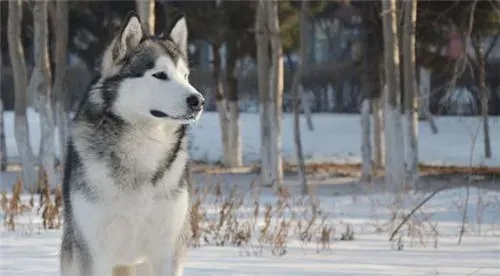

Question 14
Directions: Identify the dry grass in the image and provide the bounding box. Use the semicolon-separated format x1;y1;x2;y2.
1;172;341;256
188;179;338;256
2;171;62;231
2;177;33;231
36;170;63;230
1;170;497;256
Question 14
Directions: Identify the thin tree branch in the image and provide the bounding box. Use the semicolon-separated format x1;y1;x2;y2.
389;185;448;242
484;28;500;60
458;185;470;245
439;0;478;115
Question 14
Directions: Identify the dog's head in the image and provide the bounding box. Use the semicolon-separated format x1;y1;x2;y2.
99;12;204;125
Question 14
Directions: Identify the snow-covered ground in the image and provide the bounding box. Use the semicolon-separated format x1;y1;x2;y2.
1;110;500;275
3;109;500;167
1;232;499;276
1;184;499;276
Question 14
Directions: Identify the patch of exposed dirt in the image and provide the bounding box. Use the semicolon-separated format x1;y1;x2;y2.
192;162;500;178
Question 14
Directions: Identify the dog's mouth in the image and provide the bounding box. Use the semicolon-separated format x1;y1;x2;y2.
150;109;201;121
150;110;169;118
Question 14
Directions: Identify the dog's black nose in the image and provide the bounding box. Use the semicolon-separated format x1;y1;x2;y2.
186;95;204;110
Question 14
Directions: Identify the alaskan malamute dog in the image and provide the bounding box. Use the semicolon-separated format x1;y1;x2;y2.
60;11;204;276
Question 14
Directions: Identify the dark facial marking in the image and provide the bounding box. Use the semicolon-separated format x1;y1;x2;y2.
112;37;184;80
152;37;185;64
151;125;187;185
117;51;156;78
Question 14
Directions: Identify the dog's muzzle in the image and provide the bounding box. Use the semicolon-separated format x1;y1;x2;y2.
150;94;204;120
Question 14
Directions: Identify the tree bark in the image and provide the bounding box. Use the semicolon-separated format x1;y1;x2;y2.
256;0;274;186
52;0;69;165
136;0;155;35
267;0;284;187
33;0;57;188
290;0;309;195
360;97;372;182
0;50;6;171
372;97;385;170
361;2;385;172
212;42;231;167
418;67;439;134
225;37;242;167
360;13;372;182
8;0;37;189
382;0;405;191
0;93;6;171
402;0;419;188
474;38;492;159
336;83;344;112
326;85;335;112
301;89;314;131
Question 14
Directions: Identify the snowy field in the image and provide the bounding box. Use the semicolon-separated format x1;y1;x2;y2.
1;183;499;276
3;109;500;167
1;110;500;275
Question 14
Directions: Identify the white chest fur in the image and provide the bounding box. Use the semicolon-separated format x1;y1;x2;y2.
72;186;188;264
119;123;185;176
71;122;189;264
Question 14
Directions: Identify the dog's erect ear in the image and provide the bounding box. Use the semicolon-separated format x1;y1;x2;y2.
168;15;188;56
101;12;144;76
113;11;144;61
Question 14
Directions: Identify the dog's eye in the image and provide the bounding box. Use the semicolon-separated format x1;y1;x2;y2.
152;72;169;80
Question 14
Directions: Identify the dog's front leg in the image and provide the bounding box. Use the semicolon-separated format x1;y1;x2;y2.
171;244;187;276
149;252;186;276
86;256;113;276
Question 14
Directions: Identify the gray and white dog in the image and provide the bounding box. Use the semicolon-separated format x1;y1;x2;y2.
60;11;204;276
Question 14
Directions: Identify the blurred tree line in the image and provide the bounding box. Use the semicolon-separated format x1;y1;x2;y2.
1;0;499;115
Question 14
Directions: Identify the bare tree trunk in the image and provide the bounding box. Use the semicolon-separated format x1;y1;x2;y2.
382;0;405;191
402;0;419;188
290;0;309;195
8;0;37;188
212;42;231;167
360;97;372;182
268;0;284;187
371;56;385;171
0;98;6;172
326;85;334;112
52;0;69;165
372;97;385;170
136;0;155;35
256;0;273;186
0;50;6;171
227;95;242;167
47;1;57;123
418;67;439;134
33;0;57;188
336;83;344;112
474;39;492;159
360;19;372;182
226;37;242;167
301;89;314;131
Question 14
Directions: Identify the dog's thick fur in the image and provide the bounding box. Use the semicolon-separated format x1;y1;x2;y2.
60;12;203;276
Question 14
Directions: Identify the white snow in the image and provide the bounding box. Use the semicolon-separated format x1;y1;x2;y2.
1;185;499;275
1;109;500;275
3;109;500;167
